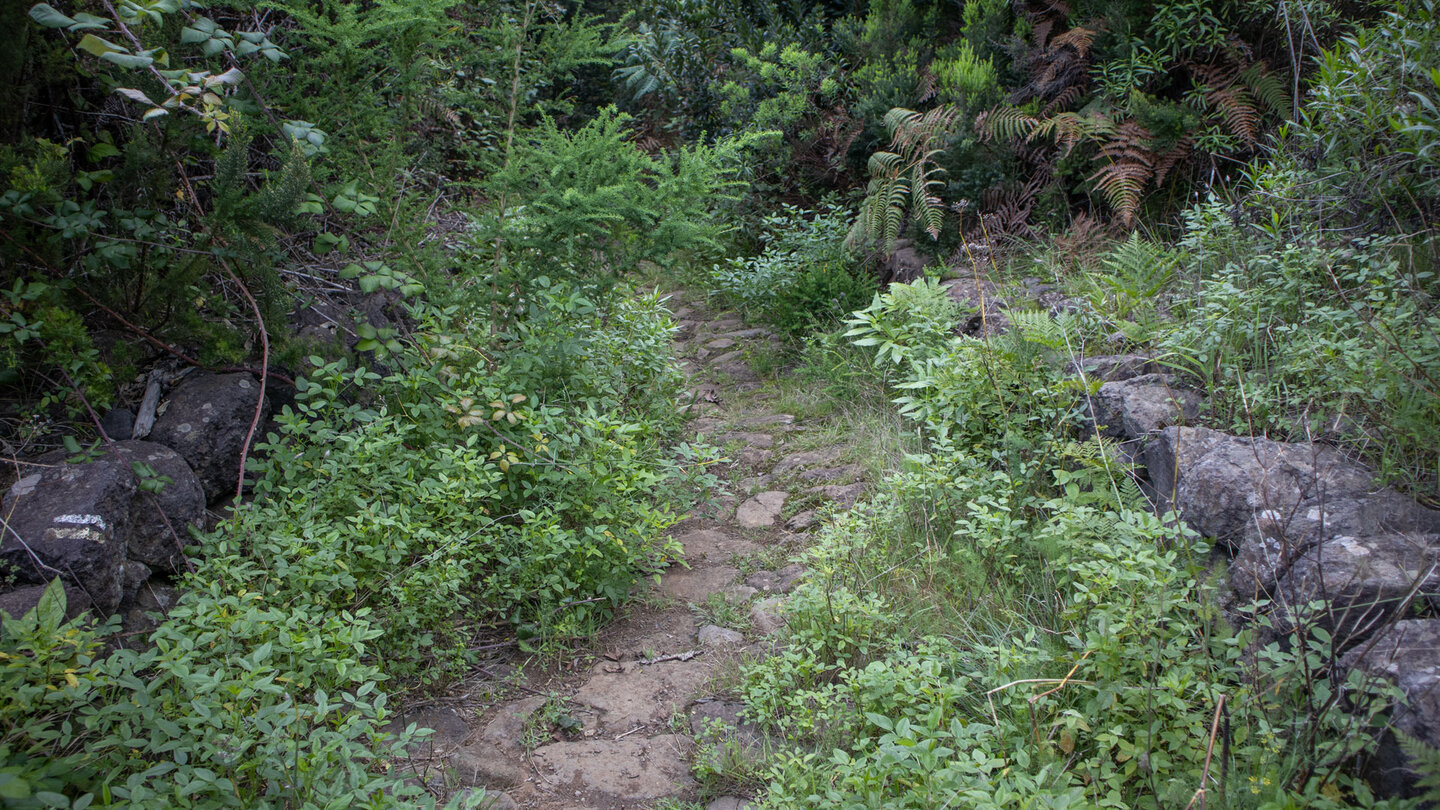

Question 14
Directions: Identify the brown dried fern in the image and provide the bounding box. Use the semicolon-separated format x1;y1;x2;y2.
1088;121;1155;227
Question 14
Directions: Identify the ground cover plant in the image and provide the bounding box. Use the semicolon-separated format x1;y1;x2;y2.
1;0;1437;807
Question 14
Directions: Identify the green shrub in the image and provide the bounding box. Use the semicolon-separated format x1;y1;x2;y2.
743;276;1410;809
708;202;862;330
0;579;472;809
765;257;876;337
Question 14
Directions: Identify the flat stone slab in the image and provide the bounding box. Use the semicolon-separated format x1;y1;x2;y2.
719;328;773;340
737;491;788;528
805;482;866;508
714;432;776;449
785;510;817;531
698;624;745;647
744;564;806;594
675;529;760;561
706;337;737;350
750;597;786;636
451;742;526;788
734;414;795;429
480;695;546;754
798;464;862;483
706;318;745;333
661;564;750;602
573;658;713;731
772;447;846;476
531;735;695;801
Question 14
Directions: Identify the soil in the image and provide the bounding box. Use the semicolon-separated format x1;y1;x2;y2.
382;292;867;810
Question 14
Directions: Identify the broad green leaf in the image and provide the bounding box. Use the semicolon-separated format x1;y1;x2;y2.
29;3;75;28
87;142;120;161
142;107;168;121
36;577;67;633
115;87;154;104
313;232;346;253
206;67;244;86
99;51;154;68
0;773;32;800
76;33;124;57
70;12;109;29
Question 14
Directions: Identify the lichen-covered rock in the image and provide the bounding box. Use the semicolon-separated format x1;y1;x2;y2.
884;239;929;283
1144;428;1440;551
736;491;787;528
1247;534;1440;647
1087;374;1203;440
698;624;745;647
941;277;1008;336
1341;620;1440;797
111;440;204;572
1067;354;1163;383
0;584;48;622
150;372;270;502
0;454;136;613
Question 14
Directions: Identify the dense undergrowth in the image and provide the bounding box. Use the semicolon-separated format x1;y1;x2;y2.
695;280;1407;808
2;0;1438;806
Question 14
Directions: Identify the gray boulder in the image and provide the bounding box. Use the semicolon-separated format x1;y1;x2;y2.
150;372;270;502
0;453;136;613
111;440;204;572
940;277;1008;336
100;408;135;441
1087;373;1203;441
1144;428;1440;552
884;239;929;283
0;584;48;624
1067;354;1163;383
1242;533;1440;648
1342;620;1440;797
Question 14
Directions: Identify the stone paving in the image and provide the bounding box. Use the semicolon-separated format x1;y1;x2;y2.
386;293;867;810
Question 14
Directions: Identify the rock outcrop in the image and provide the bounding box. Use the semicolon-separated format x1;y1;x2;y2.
0;440;205;615
150;371;270;503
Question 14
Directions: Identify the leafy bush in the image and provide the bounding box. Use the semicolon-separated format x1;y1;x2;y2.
743;277;1411;810
765;258;877;337
1159;197;1440;497
0;579;473;809
709;203;868;333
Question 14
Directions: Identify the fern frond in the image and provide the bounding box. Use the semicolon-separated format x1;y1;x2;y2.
1242;62;1291;119
1102;232;1176;297
1088;122;1155;227
978;106;1040;142
1151;136;1194;186
1050;26;1097;59
1030;110;1115;156
1212;84;1260;145
1011;309;1067;350
1397;729;1440;804
1043;83;1086;115
852;107;959;253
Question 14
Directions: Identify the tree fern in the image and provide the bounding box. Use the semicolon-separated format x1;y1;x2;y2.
977;106;1040;142
1241;62;1291;119
1101;232;1177;299
851;106;959;254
